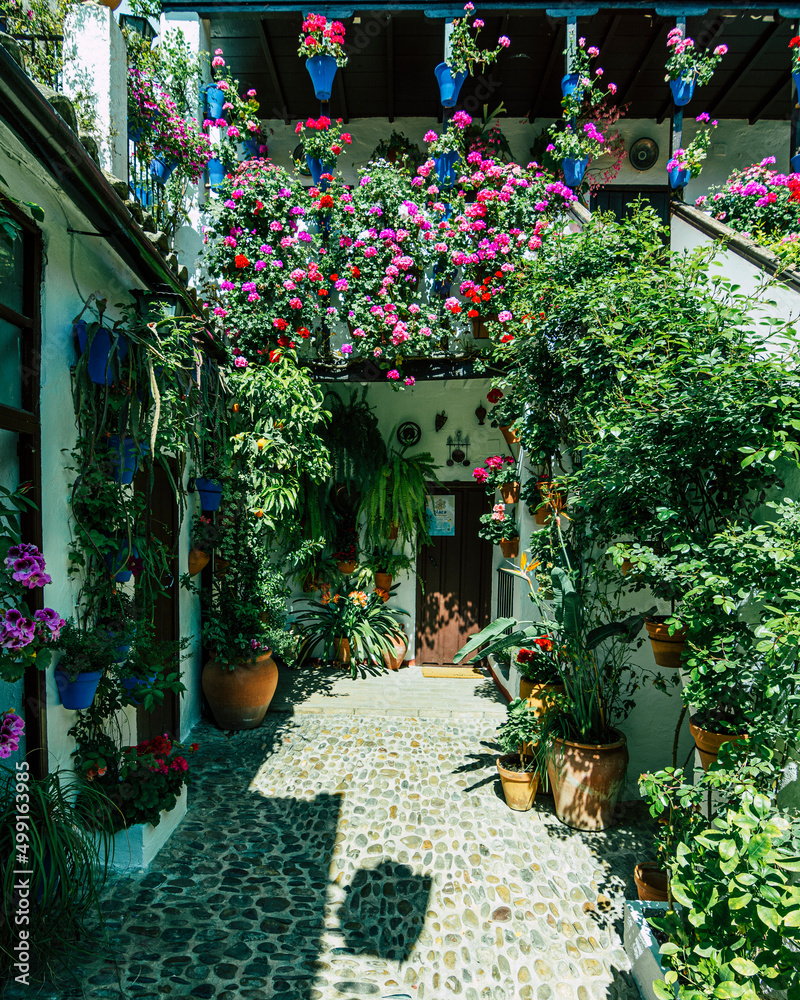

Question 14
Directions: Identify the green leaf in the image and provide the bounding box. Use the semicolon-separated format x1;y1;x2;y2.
714;984;744;999
659;942;680;956
756;904;781;930
653;982;675;1000
730;957;758;978
719;838;736;861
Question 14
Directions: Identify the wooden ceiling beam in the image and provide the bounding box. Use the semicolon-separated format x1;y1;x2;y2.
616;25;663;107
707;18;782;116
257;19;290;123
750;74;789;123
529;21;564;122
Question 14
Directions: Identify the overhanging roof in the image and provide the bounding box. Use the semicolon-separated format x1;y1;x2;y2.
170;6;798;122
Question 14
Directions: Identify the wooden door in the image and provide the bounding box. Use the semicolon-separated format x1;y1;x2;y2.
416;484;493;667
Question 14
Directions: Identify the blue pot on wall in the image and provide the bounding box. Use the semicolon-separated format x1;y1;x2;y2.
104;541;139;583
668;165;692;189
55;670;102;711
669;73;696;107
560;72;582;100
306;156;334;188
434;62;468;108
106;435;146;485
121;674;156;705
150;156;177;185
562;156;589;188
75;320;129;386
242;138;264;157
207;158;226;190
434;150;460;186
202;83;226;119
791;153;800;174
195;477;222;511
305;54;338;101
793;72;800;97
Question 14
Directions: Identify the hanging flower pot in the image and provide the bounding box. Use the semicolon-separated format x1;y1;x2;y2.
669;73;696;107
207;158;226;190
645;617;687;668
497;754;539;811
188;548;210;576
560;72;582;100
305;156;334;189
562;156;589;189
195;477;222;511
689;716;747;772
305;54;339;100
382;631;408;671
202;651;278;730
150;156;178;185
54;669;102;711
434;150;460;187
500;481;519;504
547;732;628;830
242;137;265;158
499;424;520;446
499;538;519;558
792;153;800;174
434;62;468;108
104;541;138;583
668;165;691;189
75;320;129;386
202;82;226;120
121;674;157;706
106;435;146;485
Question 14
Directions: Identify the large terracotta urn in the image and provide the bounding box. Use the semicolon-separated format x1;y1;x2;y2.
547;732;628;831
202;651;278;730
382;631;408;671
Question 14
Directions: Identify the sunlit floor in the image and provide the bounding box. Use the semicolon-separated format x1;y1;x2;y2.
9;692;653;1000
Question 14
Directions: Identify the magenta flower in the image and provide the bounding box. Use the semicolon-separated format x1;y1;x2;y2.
498;35;510;47
341;344;353;355
387;369;400;380
404;377;415;386
234;356;248;368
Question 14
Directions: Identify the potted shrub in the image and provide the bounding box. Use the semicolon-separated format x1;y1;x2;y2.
472;454;518;502
478;503;519;557
188;513;221;576
294;588;409;679
52;620;116;711
368;545;415;599
495;698;540;811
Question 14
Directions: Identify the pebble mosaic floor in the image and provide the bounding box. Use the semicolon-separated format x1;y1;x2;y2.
5;709;653;1000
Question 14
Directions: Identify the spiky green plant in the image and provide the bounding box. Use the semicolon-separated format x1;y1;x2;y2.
360;441;439;548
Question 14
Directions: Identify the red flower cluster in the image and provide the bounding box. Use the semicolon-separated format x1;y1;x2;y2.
235;254;250;269
487;388;504;404
516;637;553;663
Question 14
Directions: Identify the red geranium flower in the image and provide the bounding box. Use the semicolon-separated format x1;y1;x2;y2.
487;388;503;403
234;254;250;269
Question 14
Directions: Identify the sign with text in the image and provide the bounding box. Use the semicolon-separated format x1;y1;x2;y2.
426;495;455;536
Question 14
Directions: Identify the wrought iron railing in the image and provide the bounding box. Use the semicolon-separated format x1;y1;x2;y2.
10;33;63;92
127;138;168;230
497;567;515;621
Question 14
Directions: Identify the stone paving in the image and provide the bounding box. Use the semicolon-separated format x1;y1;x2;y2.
5;691;653;1000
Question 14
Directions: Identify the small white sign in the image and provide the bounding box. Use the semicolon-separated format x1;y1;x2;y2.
426;496;455;536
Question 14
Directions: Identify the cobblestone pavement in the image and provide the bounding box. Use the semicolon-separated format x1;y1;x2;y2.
5;711;653;1000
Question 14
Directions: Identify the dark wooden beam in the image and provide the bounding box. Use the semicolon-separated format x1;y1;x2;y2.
599;12;621;52
707;19;782;116
657;93;672;124
529;21;564;121
750;74;790;123
257;19;290;123
616;24;663;107
387;14;394;123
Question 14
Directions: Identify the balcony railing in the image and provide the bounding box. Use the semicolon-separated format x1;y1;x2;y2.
9;33;63;92
127;138;168;230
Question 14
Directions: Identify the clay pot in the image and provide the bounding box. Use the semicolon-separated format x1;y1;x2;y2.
382;631;408;671
333;636;351;665
188;548;210;576
519;681;564;718
499;424;520;446
202;652;278;731
499;538;519;558
533;505;551;526
689;716;747;772
387;522;399;540
500;481;520;504
337;560;357;576
547;732;628;831
214;556;230;578
646;618;687;669
497;754;539;811
374;572;393;597
634;862;669;902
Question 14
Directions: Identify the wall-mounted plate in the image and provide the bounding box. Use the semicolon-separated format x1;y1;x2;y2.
630;138;659;172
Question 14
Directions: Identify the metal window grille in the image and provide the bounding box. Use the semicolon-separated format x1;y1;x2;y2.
128;138;168;229
497;568;515;622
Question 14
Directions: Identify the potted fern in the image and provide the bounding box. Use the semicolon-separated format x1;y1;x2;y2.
359;438;439;549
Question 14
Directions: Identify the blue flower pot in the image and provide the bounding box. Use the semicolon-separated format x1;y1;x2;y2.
668;165;692;189
791;154;800;174
195;477;222;511
208;158;226;190
202;83;226;119
242;138;263;157
793;72;800;97
434;62;468;108
434;150;460;187
75;320;129;385
306;156;334;189
305;54;338;101
669;74;696;107
106;435;146;485
104;541;139;583
55;669;102;711
121;674;156;705
150;156;177;185
128;125;143;143
562;157;589;188
561;72;583;100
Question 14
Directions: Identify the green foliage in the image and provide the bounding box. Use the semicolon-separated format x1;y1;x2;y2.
51;619;116;681
359;434;439;549
496;698;540;767
367;544;415;577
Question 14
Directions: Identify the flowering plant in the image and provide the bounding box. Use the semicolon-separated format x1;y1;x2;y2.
791;36;800;74
297;13;348;67
191;513;222;552
472;454;516;489
667;113;717;177
546;120;605;163
0;708;24;759
446;2;510;76
207;49;268;166
425;110;473;157
516;636;562;685
695;158;800;241
665;27;727;86
295;116;352;163
560;37;618;121
478;503;519;544
0;486;64;683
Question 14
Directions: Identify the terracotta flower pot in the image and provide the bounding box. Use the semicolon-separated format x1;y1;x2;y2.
533;506;551;526
382;631;408;671
547;732;628;831
188;548;210;576
499;424;520;446
202;652;278;731
499;538;519;558
519;681;564;718
333;636;351;665
387;522;399;540
497;754;539;811
634;862;669;903
374;572;393;598
214;556;230;578
337;560;357;575
500;481;520;504
646;618;687;669
689;716;747;772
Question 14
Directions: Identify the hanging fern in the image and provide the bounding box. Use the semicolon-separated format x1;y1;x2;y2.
360;436;439;548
